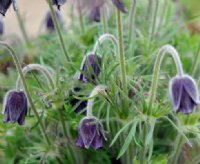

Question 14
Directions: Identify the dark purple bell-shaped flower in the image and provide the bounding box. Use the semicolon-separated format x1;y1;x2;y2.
89;6;101;22
50;0;67;10
78;53;102;83
111;0;128;13
169;75;199;114
76;117;106;149
0;0;12;16
70;87;87;113
44;10;63;32
3;90;28;125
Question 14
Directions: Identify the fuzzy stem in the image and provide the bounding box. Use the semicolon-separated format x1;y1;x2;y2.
116;10;128;96
148;45;184;110
16;64;55;90
191;42;200;76
0;42;51;145
86;85;107;117
128;0;137;42
101;7;108;33
93;33;118;53
77;0;85;33
15;10;31;47
47;0;71;62
140;122;148;164
149;0;159;42
170;135;184;164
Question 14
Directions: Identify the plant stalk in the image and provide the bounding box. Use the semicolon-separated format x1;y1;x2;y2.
77;0;85;33
128;0;137;42
191;41;200;76
0;42;51;145
47;0;71;62
15;10;31;47
101;7;108;33
116;10;128;97
170;135;184;164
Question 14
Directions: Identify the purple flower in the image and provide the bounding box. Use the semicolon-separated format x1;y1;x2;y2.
111;0;128;13
89;6;101;22
79;0;112;23
76;117;106;149
3;90;28;125
50;0;67;10
70;87;87;113
79;53;102;83
0;0;12;16
44;10;63;32
169;75;199;114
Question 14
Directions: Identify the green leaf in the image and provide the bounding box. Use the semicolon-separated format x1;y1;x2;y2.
117;123;137;159
109;120;134;147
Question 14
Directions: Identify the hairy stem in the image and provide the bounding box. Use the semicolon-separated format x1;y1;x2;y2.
0;42;51;145
116;10;128;97
148;44;184;110
16;64;55;90
170;135;184;164
191;41;200;76
93;33;118;53
101;7;108;33
128;0;137;42
47;0;71;62
86;85;107;117
77;0;84;33
16;10;31;47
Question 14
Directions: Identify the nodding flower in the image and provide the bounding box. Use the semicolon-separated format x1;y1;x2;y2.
76;116;106;149
3;90;28;125
0;0;15;16
78;53;102;83
169;75;199;114
44;10;63;32
50;0;67;10
111;0;128;13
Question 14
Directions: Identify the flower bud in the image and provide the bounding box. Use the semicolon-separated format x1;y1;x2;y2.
76;117;106;149
44;10;63;32
3;90;28;125
169;75;199;114
79;53;102;83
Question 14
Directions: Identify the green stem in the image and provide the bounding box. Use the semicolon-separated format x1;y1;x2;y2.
77;0;84;33
0;42;51;145
47;0;71;62
149;0;159;43
140;122;148;164
116;10;128;97
191;41;200;76
128;0;137;42
170;135;184;164
101;7;108;33
157;0;168;32
148;45;184;110
15;10;31;47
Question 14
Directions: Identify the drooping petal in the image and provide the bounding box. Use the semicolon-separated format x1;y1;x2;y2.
169;77;183;110
79;53;102;83
91;132;104;149
0;0;12;16
0;18;4;35
89;6;101;22
111;0;128;13
79;118;97;148
177;88;196;114
182;75;199;103
75;135;85;148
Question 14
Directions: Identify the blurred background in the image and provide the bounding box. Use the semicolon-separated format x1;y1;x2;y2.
1;0;200;39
